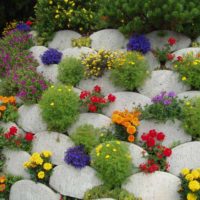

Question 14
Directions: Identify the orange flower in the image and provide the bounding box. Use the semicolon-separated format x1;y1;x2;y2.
127;125;136;134
115;116;123;124
128;135;135;143
133;110;141;117
0;106;6;111
8;96;16;104
2;97;8;104
122;121;131;128
131;118;140;126
0;176;6;184
111;114;119;123
0;183;6;192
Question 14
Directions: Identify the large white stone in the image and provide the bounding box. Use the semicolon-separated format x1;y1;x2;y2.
17;104;47;133
177;91;200;100
102;92;151;117
78;71;125;96
48;30;81;50
127;143;147;167
122;172;181;200
37;64;58;83
10;180;60;200
32;131;74;165
146;30;191;51
50;165;102;199
67;113;112;135
2;149;30;179
137;120;192;146
62;47;95;59
138;70;190;98
167;142;200;176
29;46;48;65
0;122;24;136
144;52;160;71
166;47;200;68
90;29;126;50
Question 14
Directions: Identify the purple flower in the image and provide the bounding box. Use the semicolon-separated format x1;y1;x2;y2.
64;146;90;169
167;91;176;98
152;95;163;103
41;48;62;65
127;35;151;54
163;99;172;105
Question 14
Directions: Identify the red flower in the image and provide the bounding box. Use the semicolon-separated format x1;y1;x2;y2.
25;132;34;141
80;91;90;100
141;133;149;141
168;37;176;46
88;104;97;112
99;97;107;104
148;129;157;138
107;94;116;102
4;132;11;139
148;164;159;173
139;163;147;171
163;148;172;157
146;137;155;147
157;152;163;159
157;132;165;141
177;56;183;62
26;20;32;26
90;96;99;103
93;85;101;93
9;126;17;136
167;53;175;61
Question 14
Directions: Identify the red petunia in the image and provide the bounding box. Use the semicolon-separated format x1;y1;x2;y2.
167;53;175;61
141;133;149;141
9;126;17;136
148;129;157;138
163;148;172;157
25;132;34;141
107;94;116;102
168;37;176;46
93;85;101;93
146;137;155;147
88;104;97;112
157;132;165;141
90;96;99;103
80;91;90;99
148;164;159;173
139;163;147;171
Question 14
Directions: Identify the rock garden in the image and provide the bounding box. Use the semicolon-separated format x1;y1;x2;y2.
1;1;200;200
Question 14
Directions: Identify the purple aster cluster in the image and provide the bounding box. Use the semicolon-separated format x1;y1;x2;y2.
41;48;62;65
16;23;31;32
64;146;90;169
127;34;151;54
152;91;176;105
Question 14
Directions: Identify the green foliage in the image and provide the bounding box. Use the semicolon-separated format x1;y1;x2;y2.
91;141;133;188
0;174;22;199
58;57;84;86
98;0;200;38
173;53;200;89
71;37;92;48
110;51;149;91
2;104;19;123
84;185;141;200
34;0;99;44
182;97;200;138
39;84;80;132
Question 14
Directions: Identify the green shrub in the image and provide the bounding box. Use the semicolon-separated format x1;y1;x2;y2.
98;0;200;38
173;53;200;89
110;51;149;90
58;57;84;86
34;0;99;44
39;84;80;132
84;185;141;200
182;97;200;138
91;141;133;188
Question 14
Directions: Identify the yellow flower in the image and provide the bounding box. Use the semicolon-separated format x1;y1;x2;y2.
64;0;68;2
49;0;53;4
106;144;110;147
193;61;198;65
113;148;117;152
182;76;187;81
96;144;102;153
185;174;194;181
50;85;54;88
43;163;53;171
37;171;45;179
188;180;200;192
191;170;200;179
23;161;31;168
42;151;52;158
185;101;191;106
96;153;100;156
50;102;54;106
35;157;44;165
116;141;121;145
105;155;110;159
58;88;62;92
181;168;190;176
187;193;197;200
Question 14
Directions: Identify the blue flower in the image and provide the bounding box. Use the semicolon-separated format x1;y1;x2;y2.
41;48;62;65
16;23;31;32
127;35;151;54
64;146;90;169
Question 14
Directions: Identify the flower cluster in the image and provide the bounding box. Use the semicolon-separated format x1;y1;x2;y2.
111;109;140;142
141;91;182;122
80;85;116;113
64;145;90;169
173;52;200;89
2;20;18;36
127;34;151;54
24;151;53;183
71;37;92;48
16;23;31;32
154;37;176;63
139;129;172;173
0;126;34;152
0;176;6;193
41;48;62;65
82;49;121;78
179;168;200;200
0;96;18;122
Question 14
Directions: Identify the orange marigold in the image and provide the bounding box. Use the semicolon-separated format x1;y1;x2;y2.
0;183;6;192
127;125;136;134
0;106;6;111
8;96;16;104
0;176;6;184
122;121;131;128
128;135;135;142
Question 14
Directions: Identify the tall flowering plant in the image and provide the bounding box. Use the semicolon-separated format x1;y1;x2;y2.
79;85;116;113
111;109;141;143
154;37;176;64
139;129;172;173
